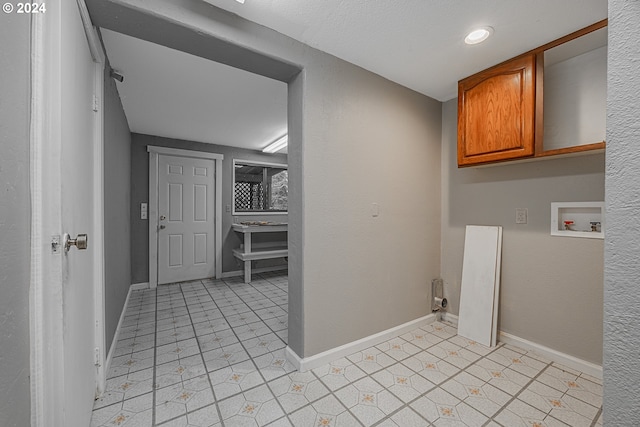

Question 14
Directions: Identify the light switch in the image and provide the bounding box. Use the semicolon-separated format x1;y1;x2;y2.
141;203;148;220
226;204;231;212
515;208;527;224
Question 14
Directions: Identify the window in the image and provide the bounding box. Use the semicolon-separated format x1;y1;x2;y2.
233;160;288;214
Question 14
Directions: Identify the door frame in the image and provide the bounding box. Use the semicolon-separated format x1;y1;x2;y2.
29;0;106;424
77;0;108;397
148;145;223;288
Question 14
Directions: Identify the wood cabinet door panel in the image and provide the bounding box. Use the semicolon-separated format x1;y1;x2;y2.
458;54;535;166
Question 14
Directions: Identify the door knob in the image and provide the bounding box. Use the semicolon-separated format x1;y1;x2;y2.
64;233;88;252
160;215;166;220
159;225;166;230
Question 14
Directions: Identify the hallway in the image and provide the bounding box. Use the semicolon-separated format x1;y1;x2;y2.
90;273;603;426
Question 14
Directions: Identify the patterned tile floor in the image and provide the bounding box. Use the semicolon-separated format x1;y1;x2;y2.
91;272;603;427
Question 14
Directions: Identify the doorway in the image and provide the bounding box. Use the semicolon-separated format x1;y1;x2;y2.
148;146;224;287
89;0;304;399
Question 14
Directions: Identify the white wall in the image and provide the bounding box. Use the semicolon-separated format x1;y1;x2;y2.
0;11;31;427
441;99;605;364
604;0;640;423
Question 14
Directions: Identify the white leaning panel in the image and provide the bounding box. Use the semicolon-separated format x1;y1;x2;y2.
457;225;503;347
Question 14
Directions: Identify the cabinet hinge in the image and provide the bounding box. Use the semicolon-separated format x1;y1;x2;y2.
92;94;99;112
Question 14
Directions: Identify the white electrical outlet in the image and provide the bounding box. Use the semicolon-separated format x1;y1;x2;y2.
516;208;528;224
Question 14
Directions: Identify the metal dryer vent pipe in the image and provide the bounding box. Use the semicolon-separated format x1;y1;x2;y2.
432;278;447;312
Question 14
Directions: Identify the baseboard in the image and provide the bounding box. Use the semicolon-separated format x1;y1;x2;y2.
285;346;304;371
435;311;601;379
499;331;603;379
221;265;288;279
104;283;139;381
438;311;458;326
285;313;438;372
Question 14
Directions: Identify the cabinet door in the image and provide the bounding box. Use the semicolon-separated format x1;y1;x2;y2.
457;54;536;166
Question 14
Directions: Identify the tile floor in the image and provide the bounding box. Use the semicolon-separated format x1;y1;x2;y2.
91;272;603;427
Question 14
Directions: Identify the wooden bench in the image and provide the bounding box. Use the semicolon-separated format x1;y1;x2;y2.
232;223;288;283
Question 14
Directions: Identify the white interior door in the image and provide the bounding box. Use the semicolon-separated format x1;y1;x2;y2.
158;154;216;284
30;1;103;425
60;1;99;425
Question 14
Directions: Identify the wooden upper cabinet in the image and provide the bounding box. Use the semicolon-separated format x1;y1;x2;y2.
457;20;607;167
458;54;536;166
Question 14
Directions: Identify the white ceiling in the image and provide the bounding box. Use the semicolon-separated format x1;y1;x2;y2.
203;0;606;101
101;29;288;152
100;1;606;150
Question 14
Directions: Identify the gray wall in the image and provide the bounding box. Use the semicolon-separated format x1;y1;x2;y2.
90;0;443;359
0;12;31;427
300;56;442;357
604;0;640;423
441;99;605;364
130;133;288;284
103;59;132;350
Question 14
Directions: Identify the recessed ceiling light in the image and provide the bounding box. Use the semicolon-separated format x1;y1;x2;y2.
235;0;245;3
465;27;494;45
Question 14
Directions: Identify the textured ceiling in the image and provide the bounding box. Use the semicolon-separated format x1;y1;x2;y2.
100;1;607;151
203;0;607;101
101;29;288;152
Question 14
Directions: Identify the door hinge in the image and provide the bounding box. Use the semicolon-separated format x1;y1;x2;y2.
94;347;101;367
92;94;99;112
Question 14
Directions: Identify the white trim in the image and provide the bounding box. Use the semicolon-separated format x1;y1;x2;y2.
439;311;459;326
149;151;159;288
499;331;603;379
438;312;602;378
148;147;223;287
147;145;224;161
234;211;289;216
77;5;108;395
234;158;288;169
102;282;150;386
29;11;50;426
103;284;133;384
220;265;288;279
215;155;223;280
76;0;105;64
92;57;107;396
286;314;437;372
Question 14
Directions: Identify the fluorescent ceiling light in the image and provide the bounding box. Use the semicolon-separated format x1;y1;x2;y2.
262;135;288;153
465;27;493;45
